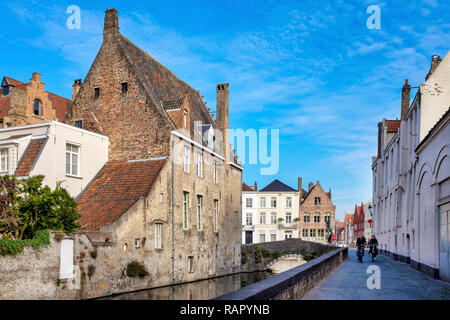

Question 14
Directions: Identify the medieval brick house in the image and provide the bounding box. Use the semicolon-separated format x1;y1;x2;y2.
0;73;71;128
67;8;242;295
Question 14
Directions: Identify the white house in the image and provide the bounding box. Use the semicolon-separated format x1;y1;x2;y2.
372;52;450;281
242;179;301;244
0;121;108;197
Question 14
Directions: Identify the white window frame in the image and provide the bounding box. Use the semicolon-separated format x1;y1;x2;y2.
270;234;277;242
260;212;266;224
260;197;266;208
259;233;265;243
196;152;202;177
183;145;190;173
0;148;8;172
246;198;253;208
286;212;292;224
155;223;162;249
183;192;189;230
66;143;80;177
197;195;203;231
271;212;277;224
286;197;292;208
271;197;277;208
246;212;253;225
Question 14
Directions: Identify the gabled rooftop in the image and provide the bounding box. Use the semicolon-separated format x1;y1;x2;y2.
259;179;297;192
76;158;167;231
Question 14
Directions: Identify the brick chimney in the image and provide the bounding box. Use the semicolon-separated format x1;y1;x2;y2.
401;79;411;120
254;181;257;191
425;55;442;81
216;83;229;158
104;8;119;39
31;72;41;82
72;79;81;101
298;177;302;193
308;182;314;192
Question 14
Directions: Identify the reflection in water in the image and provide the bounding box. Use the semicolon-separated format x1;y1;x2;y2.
102;271;272;300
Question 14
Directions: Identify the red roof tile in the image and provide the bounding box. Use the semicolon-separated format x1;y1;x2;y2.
4;76;25;87
47;92;72;122
386;120;401;133
15;138;47;176
242;183;255;191
77;158;167;231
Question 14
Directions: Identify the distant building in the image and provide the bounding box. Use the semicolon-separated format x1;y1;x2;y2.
336;221;345;241
299;179;336;244
0;121;108;196
242;179;301;244
0;73;71;128
372;52;450;281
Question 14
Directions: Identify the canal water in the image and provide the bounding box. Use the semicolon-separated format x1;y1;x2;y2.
101;271;272;300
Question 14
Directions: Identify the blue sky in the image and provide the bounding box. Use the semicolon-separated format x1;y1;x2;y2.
1;0;449;220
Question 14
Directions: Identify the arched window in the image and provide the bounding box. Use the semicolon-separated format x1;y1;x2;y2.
34;99;40;116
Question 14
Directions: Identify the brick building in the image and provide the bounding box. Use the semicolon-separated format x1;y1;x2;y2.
299;179;336;244
65;8;243;295
0;73;71;128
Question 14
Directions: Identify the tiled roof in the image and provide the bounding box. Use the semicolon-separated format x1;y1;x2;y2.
259;179;297;192
117;35;214;133
3;76;25;88
242;183;255;191
47;92;72;122
15;138;47;176
386;120;401;133
0;95;10;118
77;158;167;231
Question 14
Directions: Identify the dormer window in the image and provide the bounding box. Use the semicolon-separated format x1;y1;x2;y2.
34;99;40;116
2;85;9;96
121;82;128;94
94;87;100;99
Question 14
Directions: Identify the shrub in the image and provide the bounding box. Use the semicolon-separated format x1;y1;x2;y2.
0;229;50;256
126;261;149;277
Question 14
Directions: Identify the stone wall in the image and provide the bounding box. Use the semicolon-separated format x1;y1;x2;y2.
215;247;348;300
241;238;333;272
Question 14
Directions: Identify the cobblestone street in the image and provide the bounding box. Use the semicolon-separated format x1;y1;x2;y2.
302;249;450;300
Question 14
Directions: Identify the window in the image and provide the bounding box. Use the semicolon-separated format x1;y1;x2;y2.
66;144;80;176
270;234;276;242
135;238;140;248
213;162;218;183
2;85;9;96
123;243;128;252
314;213;320;223
183;192;189;230
121;82;128;94
286;197;292;208
34;99;40;116
196;152;202;177
75;120;83;128
246;213;252;225
196;195;203;231
183;111;187;128
318;229;324;238
183;145;189;173
310;229;316;238
271;212;277;224
285;231;292;239
188;256;194;272
94;87;99;99
314;197;321;205
160;193;164;203
260;212;266;224
325;212;331;223
246;198;253;208
286;212;292;224
302;229;308;238
213;200;218;232
271;197;277;208
304;212;310;223
155;223;162;249
0;149;8;172
260;197;266;208
259;233;265;243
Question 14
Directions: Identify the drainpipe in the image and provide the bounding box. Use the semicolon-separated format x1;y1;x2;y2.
171;139;175;283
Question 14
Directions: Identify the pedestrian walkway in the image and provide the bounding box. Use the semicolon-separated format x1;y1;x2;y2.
302;249;450;300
